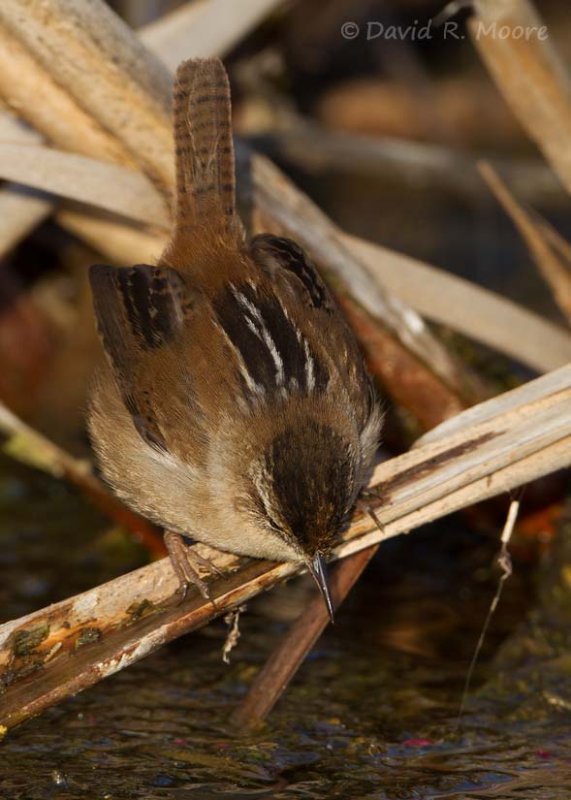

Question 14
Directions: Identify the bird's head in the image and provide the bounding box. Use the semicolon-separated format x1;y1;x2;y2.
244;419;361;620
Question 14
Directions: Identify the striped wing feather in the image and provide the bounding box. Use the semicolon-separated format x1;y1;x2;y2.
249;234;376;421
89;263;196;451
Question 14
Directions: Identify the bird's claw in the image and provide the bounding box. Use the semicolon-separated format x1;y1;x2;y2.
164;530;219;609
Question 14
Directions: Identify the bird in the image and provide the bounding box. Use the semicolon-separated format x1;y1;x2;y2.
87;57;382;621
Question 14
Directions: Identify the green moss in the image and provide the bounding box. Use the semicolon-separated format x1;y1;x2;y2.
75;627;102;648
12;623;50;657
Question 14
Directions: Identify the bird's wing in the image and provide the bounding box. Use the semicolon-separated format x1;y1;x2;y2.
250;234;335;315
249;233;378;422
89;263;197;451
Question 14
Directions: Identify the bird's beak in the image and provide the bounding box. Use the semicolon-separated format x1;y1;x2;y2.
309;553;335;623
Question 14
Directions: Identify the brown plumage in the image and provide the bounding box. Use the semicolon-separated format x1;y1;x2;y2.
88;58;382;618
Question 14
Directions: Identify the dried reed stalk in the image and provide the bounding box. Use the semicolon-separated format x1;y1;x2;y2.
0;365;568;730
0;142;169;228
261;125;563;207
0;0;173;192
0;26;135;167
479;161;571;326
0;109;52;257
141;0;284;67
470;0;571;195
346;233;571;373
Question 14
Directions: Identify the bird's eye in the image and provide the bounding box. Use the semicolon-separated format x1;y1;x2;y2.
267;520;283;535
263;512;284;536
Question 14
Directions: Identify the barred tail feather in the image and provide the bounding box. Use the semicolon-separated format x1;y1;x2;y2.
172;58;239;239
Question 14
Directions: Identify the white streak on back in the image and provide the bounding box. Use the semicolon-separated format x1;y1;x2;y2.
232;288;285;386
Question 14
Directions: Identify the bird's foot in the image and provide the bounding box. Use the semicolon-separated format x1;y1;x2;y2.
164;530;219;607
190;548;225;578
357;492;385;535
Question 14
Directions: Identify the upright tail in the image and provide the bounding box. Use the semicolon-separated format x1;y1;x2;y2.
170;58;240;244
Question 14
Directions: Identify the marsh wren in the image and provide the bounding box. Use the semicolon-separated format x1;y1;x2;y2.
88;58;382;620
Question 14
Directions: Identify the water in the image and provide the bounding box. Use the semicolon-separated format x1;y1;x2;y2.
1;457;570;799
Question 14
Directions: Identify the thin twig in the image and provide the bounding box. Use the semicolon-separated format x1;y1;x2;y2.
222;605;246;665
456;499;519;725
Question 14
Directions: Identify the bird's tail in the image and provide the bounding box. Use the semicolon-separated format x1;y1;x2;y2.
170;58;240;243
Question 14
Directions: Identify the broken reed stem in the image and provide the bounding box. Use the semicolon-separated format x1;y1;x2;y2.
230;545;379;728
